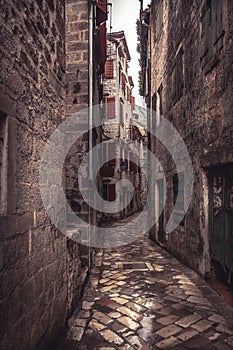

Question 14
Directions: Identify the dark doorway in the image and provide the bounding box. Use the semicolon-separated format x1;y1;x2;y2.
157;179;165;244
208;164;233;284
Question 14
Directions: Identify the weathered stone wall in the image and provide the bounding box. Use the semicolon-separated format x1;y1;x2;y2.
0;1;89;349
65;0;106;300
65;0;91;316
149;0;233;275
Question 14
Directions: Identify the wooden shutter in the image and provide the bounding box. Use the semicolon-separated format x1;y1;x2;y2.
121;73;126;94
120;103;123;125
152;93;157;130
201;4;211;65
105;60;114;79
106;97;115;119
96;0;107;26
131;96;135;110
99;23;107;74
129;152;138;173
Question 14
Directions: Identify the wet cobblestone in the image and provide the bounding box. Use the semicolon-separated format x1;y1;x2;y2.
59;220;233;349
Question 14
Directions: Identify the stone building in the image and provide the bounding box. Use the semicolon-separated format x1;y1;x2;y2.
0;0;107;349
65;0;107;274
101;32;144;219
140;0;233;281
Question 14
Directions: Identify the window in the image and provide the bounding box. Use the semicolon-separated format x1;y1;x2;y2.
96;0;107;26
0;112;8;215
131;96;135;110
104;59;114;79
102;182;116;202
129;152;138;173
173;172;185;226
156;0;163;40
152;93;157;131
106;97;115;119
158;85;163;116
201;0;223;68
127;87;131;102
172;48;184;102
152;84;163;129
121;73;126;96
108;184;116;202
120;103;124;125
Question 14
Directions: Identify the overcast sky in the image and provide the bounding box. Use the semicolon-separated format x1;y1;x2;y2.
108;0;151;106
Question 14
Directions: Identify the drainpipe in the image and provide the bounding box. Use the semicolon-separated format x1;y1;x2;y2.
89;0;94;181
88;0;94;269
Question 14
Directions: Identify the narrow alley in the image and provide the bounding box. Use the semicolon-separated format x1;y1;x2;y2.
59;217;233;350
1;0;233;349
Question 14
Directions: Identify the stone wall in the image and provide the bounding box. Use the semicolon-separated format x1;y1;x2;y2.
65;0;90;314
0;1;89;349
148;0;233;275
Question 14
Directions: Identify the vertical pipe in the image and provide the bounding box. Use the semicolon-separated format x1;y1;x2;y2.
89;0;93;180
88;0;94;269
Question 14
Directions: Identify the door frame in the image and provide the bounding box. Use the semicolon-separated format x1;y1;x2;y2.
208;164;233;275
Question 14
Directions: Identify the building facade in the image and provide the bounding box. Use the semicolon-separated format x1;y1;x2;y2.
0;1;107;349
140;0;233;281
101;32;145;219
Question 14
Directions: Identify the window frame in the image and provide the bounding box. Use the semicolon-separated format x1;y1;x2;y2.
173;171;185;227
105;97;116;119
172;47;184;103
201;0;224;71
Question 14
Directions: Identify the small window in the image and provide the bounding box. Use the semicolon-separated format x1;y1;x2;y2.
120;102;124;125
172;48;184;102
152;93;157;131
201;0;223;68
158;85;163;116
104;59;114;79
173;172;185;226
121;73;126;96
0;112;8;215
106;97;115;119
152;84;163;129
102;182;116;202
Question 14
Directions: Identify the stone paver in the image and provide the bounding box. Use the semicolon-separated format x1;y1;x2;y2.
58;216;233;350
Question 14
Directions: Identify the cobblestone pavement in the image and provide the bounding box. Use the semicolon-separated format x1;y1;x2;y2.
59;224;233;349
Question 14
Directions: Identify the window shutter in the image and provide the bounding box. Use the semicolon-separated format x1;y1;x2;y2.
99;23;107;74
131;96;135;110
152;93;157;130
129;152;138;173
120;103;123;125
105;60;114;79
203;7;211;63
121;73;126;94
96;0;107;26
106;97;115;119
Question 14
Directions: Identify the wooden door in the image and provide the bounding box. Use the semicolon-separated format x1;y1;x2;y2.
209;165;233;272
